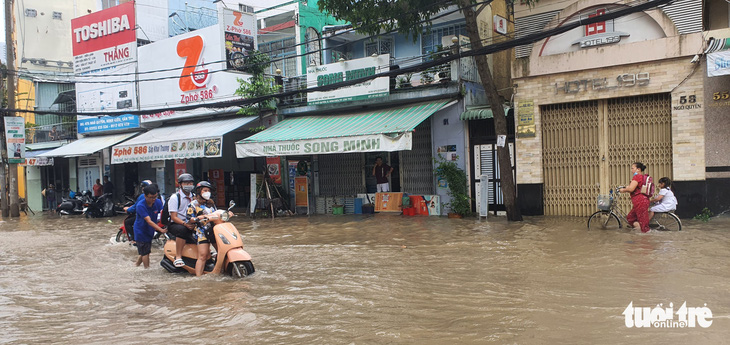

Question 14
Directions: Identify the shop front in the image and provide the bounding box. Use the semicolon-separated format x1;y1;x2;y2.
111;116;258;207
236;100;460;215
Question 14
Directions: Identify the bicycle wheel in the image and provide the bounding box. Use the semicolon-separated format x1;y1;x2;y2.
649;212;682;231
588;211;621;230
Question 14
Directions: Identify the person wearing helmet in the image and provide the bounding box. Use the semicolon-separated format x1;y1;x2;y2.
124;179;154;244
168;173;197;268
186;181;217;276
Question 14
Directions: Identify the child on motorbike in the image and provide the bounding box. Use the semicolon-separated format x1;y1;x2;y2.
134;184;166;268
186;181;218;276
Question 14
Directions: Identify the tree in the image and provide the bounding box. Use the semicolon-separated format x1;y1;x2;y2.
234;51;281;128
318;0;534;221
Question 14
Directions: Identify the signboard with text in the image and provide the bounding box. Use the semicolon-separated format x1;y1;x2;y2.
307;54;390;105
77;114;140;134
223;9;256;70
22;157;54;166
708;50;730;77
4;117;25;163
138;24;248;123
112;137;223;163
71;1;137;73
236;133;412;158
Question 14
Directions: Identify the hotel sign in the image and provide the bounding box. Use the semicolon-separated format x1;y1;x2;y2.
572;9;629;49
554;73;650;94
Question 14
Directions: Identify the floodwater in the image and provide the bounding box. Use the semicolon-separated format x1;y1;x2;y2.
0;213;729;344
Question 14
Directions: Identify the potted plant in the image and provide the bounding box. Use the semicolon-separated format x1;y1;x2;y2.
434;154;471;218
397;72;413;88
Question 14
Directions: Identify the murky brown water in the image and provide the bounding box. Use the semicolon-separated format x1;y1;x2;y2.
0;213;728;344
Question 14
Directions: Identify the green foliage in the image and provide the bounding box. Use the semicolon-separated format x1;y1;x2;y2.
248;125;266;133
235;51;281;121
434;154;471;216
420;45;450;84
693;207;713;222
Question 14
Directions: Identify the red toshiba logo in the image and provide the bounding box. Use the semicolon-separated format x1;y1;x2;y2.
177;36;210;92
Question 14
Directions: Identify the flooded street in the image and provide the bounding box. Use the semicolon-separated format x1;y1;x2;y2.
1;213;728;344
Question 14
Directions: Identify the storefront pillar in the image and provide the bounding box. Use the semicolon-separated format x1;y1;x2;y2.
25;166;42;211
69;157;78;194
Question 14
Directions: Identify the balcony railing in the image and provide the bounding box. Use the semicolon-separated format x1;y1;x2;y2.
26;122;77;144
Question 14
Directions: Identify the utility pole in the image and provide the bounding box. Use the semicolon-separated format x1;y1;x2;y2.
5;0;20;217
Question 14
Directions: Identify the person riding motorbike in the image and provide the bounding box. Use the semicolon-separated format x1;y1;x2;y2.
123;180;153;243
186;181;218;276
167;173;196;268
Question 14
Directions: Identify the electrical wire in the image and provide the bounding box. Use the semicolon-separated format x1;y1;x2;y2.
3;0;676;117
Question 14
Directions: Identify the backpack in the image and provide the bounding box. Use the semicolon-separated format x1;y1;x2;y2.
640;175;654;197
159;194;177;226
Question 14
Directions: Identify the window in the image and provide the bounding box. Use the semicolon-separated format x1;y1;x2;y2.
422;23;466;57
365;37;394;56
52;11;62;20
25;8;37;17
239;4;254;13
259;37;298;76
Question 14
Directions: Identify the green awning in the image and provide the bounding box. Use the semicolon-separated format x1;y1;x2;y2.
236;100;454;157
460;106;511;121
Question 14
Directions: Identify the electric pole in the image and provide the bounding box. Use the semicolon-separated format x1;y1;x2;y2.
5;0;20;217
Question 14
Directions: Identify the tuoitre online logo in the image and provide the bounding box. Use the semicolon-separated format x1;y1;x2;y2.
623;302;713;328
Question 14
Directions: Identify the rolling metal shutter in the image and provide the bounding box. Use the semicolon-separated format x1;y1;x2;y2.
400;120;434;195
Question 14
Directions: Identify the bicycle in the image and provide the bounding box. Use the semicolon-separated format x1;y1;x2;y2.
587;187;681;231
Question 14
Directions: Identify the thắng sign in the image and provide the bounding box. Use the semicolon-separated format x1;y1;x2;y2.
307;54;390;105
71;1;137;73
236;132;412;158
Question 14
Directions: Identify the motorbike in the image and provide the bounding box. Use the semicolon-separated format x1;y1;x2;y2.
160;201;255;278
56;192;87;215
112;218;167;247
84;192;115;218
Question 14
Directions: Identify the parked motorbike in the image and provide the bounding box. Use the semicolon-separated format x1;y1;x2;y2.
56;193;87;215
84;192;115;218
160;201;255;278
112;218;166;247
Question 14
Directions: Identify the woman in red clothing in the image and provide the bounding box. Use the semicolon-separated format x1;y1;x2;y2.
619;162;651;233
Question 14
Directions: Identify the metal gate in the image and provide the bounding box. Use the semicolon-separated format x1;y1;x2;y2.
318;153;364;196
474;143;514;213
541;94;672;216
400;120;434;195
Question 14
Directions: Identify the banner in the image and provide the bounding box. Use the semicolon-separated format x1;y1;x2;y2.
77;114;140;134
708;50;730;77
295;177;309;207
307;54;390;105
237;132;412;158
375;192;403;212
174;159;187;180
209;169;226;207
112;137;222;163
4;117;25;163
71;1;137;73
266;157;282;184
223;9;256;70
22;157;54;166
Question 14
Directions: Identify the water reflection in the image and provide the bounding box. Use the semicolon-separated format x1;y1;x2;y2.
1;214;728;343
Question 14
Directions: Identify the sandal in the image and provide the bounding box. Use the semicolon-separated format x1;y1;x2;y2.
173;258;185;267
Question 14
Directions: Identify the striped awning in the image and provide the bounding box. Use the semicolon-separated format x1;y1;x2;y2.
236;101;455;157
460;106;512;120
705;37;730;54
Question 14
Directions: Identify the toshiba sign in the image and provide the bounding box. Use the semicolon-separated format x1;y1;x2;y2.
71;1;136;73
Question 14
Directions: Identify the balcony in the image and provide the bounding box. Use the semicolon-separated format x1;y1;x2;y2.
26;122;77;144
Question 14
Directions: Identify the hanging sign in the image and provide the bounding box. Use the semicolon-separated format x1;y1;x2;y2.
708;50;730;77
223;8;256;70
174;159;187;178
266;157;282;184
4;117;26;164
237;133;412;158
112;137;223;163
77;114;140;134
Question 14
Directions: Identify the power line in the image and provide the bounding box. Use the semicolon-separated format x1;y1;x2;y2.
4;0;676;117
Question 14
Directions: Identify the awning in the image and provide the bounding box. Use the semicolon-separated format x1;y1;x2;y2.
236;101;454;157
22;149;54;166
112;117;257;164
26;149;53;158
26;141;67;151
460;106;512;121
53;90;76;105
39;132;139;158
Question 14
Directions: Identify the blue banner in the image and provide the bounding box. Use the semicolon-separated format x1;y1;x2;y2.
77;115;140;134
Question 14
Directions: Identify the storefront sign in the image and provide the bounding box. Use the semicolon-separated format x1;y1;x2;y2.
22;157;53;166
554;73;650;94
307;54;390;105
223;9;256;70
572;8;629;49
111;137;223;163
266;157;282;184
237;133;412;158
708;51;730;77
209;169;226;207
4;117;25;163
77;114;140;134
517;101;536;138
174;159;187;178
493;15;508;35
138;25;247;122
71;1;137;73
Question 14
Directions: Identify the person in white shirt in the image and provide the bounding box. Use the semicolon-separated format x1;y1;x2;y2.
649;177;677;220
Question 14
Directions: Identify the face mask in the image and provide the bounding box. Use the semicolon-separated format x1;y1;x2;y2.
201;191;211;200
182;185;194;193
633;172;638;176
